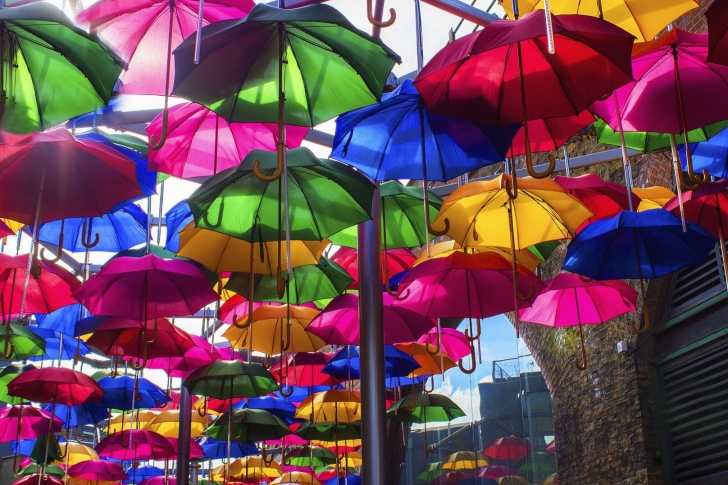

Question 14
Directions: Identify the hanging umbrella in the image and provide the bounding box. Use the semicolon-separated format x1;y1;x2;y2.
418;463;444;482
271;472;320;485
331;247;415;291
11;475;62;485
144;409;210;438
477;466;519;480
562;209;716;331
323;476;362;485
520;274;637;369
107;411;160;433
88;317;196;362
506;112;595;158
139;478;177;485
15;463;64;479
95;429;176;461
7;368;104;407
270;352;340;388
284;447;336;468
183;361;280;399
414;10;634;180
0;364;36;405
67;460;127;482
295;421;361;442
148;102;309;179
678;125;728;180
553;174;638;223
0;3;124;133
123;466;164;485
36;203;149;255
206;408;291;442
26;328;90;363
35;304;104;338
0;325;45;361
0;406;62;442
144;334;220;378
387;393;464;457
163;201;193;252
442;451;489;471
54;442;99;466
295;390;362;424
417;328;472;362
166;437;206;459
392;343;456;378
200;438;257;460
307;293;434;346
633;187;676;212
99;376;168;411
517;452;556;475
412;241;542;273
320;345;421;382
482;436;531;461
40;402;108;429
234;396;299;425
594;117;728;153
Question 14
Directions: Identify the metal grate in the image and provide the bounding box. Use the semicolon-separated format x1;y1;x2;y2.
665;244;726;320
661;338;728;484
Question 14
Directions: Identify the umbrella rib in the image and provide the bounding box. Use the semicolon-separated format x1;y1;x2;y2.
285;33;316;127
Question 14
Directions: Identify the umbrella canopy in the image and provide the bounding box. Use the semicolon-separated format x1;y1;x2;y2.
412;241;541;273
0;406;62;441
200;437;258;460
418;463;444;482
0;325;45;361
144;334;221;378
307;293;434;345
477;467;519;480
284;446;337;468
393;343;456;377
271;472;320;485
15;464;65;479
320;345;421;381
172;2;400;126
122;466;164;485
270;352;339;387
295;390;361;424
708;0;728;65
144;410;210;438
594;117;728;153
331;247;415;291
0;129;141;225
482;437;531;461
206;408;291;442
8;368;104;406
148;102;309;179
442;451;489;471
107;410;160;433
0;3;124;133
95;429;176;461
330;79;518;182
26;328;90;363
67;460;127;482
12;475;63;485
633;187;676;212
41;402;108;429
417;327;472;362
234;396;299;425
34;304;103;338
0;364;36;405
55;442;99;466
78;0;254;96
36;203;148;254
386;393;465;423
553;174;637;223
664;179;728;240
183;361;280;399
295;421;361;442
88;317;196;361
99;376;169;411
164;200;194;252
506;112;595;157
678;125;728;180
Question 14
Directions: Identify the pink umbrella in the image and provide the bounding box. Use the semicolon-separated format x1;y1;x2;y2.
7;368;104;406
554;174;637;226
166;437;205;459
519;274;637;369
95;429;176;461
545;440;556;454
265;431;309;447
220;294;284;324
12;475;62;485
67;459;128;481
330;247;415;291
416;327;471;361
0;406;62;442
140;478;176;485
269;352;340;387
147;102;309;179
144;334;220;378
477;466;519;480
307;293;434;345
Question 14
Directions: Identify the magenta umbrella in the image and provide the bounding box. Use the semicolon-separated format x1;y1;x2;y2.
12;475;62;485
147;102;309;179
143;334;220;378
477;466;519;480
140;478;176;485
416;327;471;361
519;274;637;370
95;429;176;461
166;437;205;459
269;352;340;387
307;293;434;345
0;406;62;442
67;459;128;481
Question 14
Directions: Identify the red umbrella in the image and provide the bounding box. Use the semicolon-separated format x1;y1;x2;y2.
506;111;595;157
12;475;62;485
0;254;80;320
554;174;638;230
430;471;472;485
0;406;62;441
330;247;415;290
144;334;220;378
7;368;104;406
95;429;176;461
269;352;340;387
166;437;205;459
482;436;531;461
707;0;728;66
545;441;556;454
67;459;128;481
414;10;634;179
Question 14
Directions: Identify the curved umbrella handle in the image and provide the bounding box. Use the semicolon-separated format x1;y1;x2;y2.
525;151;556;179
3;332;14;360
402;394;416;413
504;173;519;200
129;341;148;371
424;333;441;356
232;312;253;330
262;354;272;369
262;446;274;467
428;217;449;237
278;354;289;380
578;274;592;283
81;218;100;249
457;342;477;374
233;428;245;440
423;375;434;393
12;454;22;473
631;278;651;334
281;320;292;353
146;318;159;345
276;267;286;300
110;358;119;378
197;397;208;417
464;318;481;341
574;322;588;370
202;198;224;228
253;147;284;182
384;277;398;297
514;272;535;302
367;0;396;27
280;384;294;397
40;219;64;263
155;388;171;409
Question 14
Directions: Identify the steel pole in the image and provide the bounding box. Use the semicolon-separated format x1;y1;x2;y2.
177;386;192;485
358;182;387;485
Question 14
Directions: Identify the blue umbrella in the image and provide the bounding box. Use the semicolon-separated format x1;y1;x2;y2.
123;465;165;484
27;327;90;362
35;304;106;337
199;437;258;459
383;270;409;293
164;200;194;252
36;203;148;254
384;375;426;389
275;384;344;402
680;125;728;179
11;437;66;457
98;375;169;410
321;345;420;381
563;209;716;333
41;402;109;428
233;396;300;425
325;476;363;485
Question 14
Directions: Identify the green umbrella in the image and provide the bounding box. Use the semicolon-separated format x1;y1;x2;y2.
15;463;64;478
206;408;291;442
30;433;60;466
224;257;352;305
517;452;557;475
0;3;124;133
594;117;728;153
173;2;399;179
0;324;45;361
526;241;560;263
329;181;443;249
183;361;279;399
295;421;362;442
284;446;337;468
418;463;444;482
0;363;36;404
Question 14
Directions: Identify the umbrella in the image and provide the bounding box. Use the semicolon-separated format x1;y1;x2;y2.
482;437;531;461
36;203;149;255
393;343;456;378
0;364;36;405
41;402;108;429
506;112;595;158
324;476;362;485
107;411;160;433
35;304;103;338
144;334;221;378
88;317;196;362
562;209;717;331
387;393;465;457
414;10;633;179
330;79;518;246
678;125;728;180
477;466;519;480
147;102;309;179
270;352;340;388
295;390;362;425
55;442;99;466
67;460;127;482
206;408;291;442
458;478;498;485
139;479;176;485
417;328;472;362
163;201;193;252
633;187;676;212
307;293;434;345
517;452;556;475
26;328;90;364
0;325;45;361
553;174;638;224
331;247;415;291
15;464;64;479
123;466;164;485
501;0;698;42
95;429;176;461
284;447;336;468
708;0;728;65
144;409;210;438
99;376;168;411
295;421;361;442
320;346;421;381
200;438;257;460
412;241;541;273
0;3;124;133
271;472;320;485
520;274;637;369
234;396;299;425
594;117;728;153
12;475;62;485
418;463;444;482
442;451;489;471
0;406;62;442
166;437;205;459
7;368;103;406
183;361;280;399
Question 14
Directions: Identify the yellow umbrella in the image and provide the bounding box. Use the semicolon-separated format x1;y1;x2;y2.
1;218;21;234
296;390;362;424
337;451;363;468
393;342;456;378
271;471;321;485
143;409;211;438
413;240;541;272
227;457;283;479
312;438;362;449
106;410;159;433
498;476;529;485
53;442;98;466
500;0;698;42
177;223;329;274
633;186;676;212
442;451;489;470
222;304;324;355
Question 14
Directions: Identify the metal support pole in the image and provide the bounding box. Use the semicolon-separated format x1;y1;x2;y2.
177;386;192;485
358;182;387;485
